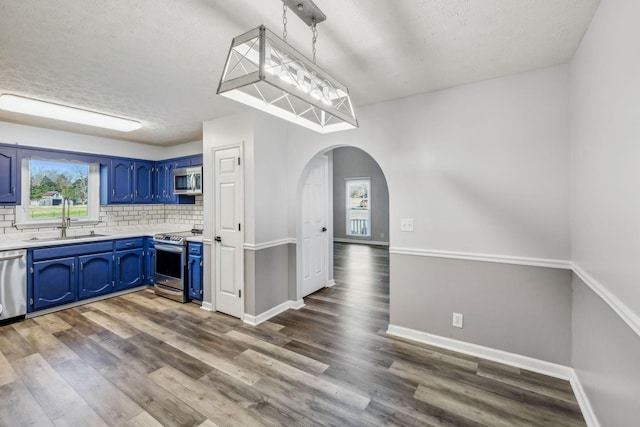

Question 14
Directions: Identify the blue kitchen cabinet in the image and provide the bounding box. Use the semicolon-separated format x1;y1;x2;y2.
144;238;156;285
32;257;76;310
154;160;178;204
78;252;114;300
110;160;134;203
187;242;203;301
28;241;116;312
175;154;203;168
0;147;18;204
134;161;154;203
115;248;144;291
109;160;155;204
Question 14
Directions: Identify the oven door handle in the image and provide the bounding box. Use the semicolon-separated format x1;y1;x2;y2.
154;243;184;253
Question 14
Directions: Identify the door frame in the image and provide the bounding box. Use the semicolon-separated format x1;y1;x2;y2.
212;142;244;319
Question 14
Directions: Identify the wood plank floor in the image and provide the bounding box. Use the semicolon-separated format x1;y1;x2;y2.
0;242;586;426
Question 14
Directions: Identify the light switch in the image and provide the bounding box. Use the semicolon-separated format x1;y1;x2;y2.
400;218;414;232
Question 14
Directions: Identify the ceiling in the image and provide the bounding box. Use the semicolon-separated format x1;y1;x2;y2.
0;0;600;146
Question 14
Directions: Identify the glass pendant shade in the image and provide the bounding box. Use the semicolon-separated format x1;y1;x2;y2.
217;26;358;134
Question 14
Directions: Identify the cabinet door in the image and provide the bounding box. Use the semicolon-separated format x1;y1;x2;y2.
0;147;18;203
110;160;133;203
145;247;156;285
78;252;113;300
188;254;202;300
115;248;144;291
134;161;154;203
33;257;76;310
165;162;177;204
155;162;167;203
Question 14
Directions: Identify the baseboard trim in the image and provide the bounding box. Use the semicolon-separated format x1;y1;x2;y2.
569;370;600;427
243;299;304;326
334;238;389;246
386;324;571;379
386;324;599;427
572;263;640;337
290;299;305;310
326;279;336;288
200;301;214;312
389;247;571;270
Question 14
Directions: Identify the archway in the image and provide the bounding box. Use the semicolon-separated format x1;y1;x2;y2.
295;146;390;303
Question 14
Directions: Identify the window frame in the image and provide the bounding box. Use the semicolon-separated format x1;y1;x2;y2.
345;177;371;237
15;157;100;229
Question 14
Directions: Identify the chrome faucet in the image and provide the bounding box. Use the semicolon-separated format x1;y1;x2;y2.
59;197;71;238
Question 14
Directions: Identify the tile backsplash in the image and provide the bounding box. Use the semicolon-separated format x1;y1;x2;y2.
0;195;203;236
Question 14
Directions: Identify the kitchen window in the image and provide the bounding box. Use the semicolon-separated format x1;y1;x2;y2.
16;158;100;228
346;178;370;237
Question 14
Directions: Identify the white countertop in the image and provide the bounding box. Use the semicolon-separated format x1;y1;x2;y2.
0;223;201;251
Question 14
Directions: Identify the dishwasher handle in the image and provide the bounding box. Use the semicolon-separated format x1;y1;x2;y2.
0;253;24;262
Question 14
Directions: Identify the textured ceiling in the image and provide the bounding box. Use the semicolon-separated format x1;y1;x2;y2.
0;0;600;146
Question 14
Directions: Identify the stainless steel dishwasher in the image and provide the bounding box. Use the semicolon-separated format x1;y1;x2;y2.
0;249;27;321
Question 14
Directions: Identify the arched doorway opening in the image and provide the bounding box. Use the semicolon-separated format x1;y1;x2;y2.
296;146;390;313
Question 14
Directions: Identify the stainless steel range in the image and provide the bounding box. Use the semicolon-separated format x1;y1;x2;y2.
153;231;194;302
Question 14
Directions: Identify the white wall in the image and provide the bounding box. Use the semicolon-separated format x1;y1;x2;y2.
253;114;290;245
570;0;640;327
570;0;640;424
285;65;570;261
0;121;201;160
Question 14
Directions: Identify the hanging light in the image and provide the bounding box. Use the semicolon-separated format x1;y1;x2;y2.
217;0;358;134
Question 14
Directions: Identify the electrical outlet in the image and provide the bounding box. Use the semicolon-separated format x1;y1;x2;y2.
452;312;463;328
400;218;414;232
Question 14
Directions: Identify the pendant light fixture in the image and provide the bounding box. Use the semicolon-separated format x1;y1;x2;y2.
217;0;358;134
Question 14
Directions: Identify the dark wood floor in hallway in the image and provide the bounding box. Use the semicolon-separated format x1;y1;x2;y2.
0;242;585;426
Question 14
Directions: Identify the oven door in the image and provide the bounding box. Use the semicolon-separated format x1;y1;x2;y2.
154;243;185;291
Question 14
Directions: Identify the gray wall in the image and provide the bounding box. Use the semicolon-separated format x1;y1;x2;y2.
391;254;573;365
332;147;389;243
571;276;640;426
244;245;291;316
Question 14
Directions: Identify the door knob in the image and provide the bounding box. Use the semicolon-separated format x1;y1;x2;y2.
214;236;222;242
321;227;327;232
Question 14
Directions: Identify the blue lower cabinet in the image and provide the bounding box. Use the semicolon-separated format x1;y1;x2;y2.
32;257;76;310
115;248;144;291
144;238;155;285
78;253;114;300
188;242;203;301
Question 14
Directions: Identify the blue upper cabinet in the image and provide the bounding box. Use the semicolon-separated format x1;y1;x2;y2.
109;159;156;204
110;160;133;203
0;147;18;204
154;160;178;204
155;162;168;203
134;161;154;203
103;154;203;205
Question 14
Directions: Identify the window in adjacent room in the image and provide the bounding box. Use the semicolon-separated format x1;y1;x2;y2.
16;157;100;228
346;178;370;237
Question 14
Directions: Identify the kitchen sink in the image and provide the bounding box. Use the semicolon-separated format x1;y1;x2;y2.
28;233;109;242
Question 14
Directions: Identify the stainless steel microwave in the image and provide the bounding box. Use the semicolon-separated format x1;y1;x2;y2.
173;166;202;195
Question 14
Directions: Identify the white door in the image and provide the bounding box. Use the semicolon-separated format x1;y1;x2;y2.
302;155;329;296
214;146;243;318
